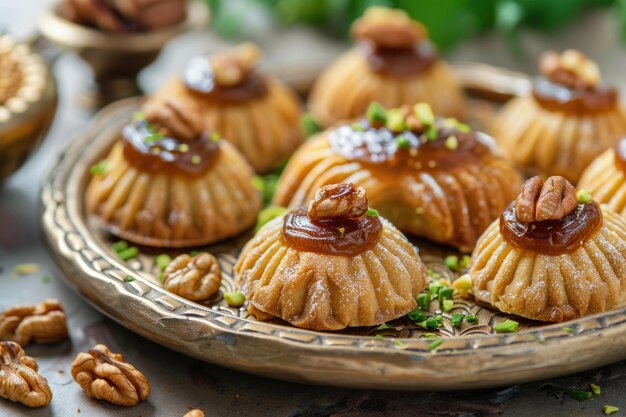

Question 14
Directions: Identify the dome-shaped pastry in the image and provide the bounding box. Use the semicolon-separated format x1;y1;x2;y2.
274;102;522;250
86;96;261;247
308;7;465;128
579;137;626;217
492;50;626;182
470;176;626;322
235;183;428;331
155;42;303;173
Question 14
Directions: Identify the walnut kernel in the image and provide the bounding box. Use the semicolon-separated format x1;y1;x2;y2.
143;96;204;141
163;252;222;301
0;299;69;346
212;42;262;87
308;183;368;220
352;6;427;48
515;176;578;223
71;344;150;407
0;340;52;407
539;50;600;90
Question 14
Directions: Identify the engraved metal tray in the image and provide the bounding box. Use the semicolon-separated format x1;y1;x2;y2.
41;74;626;390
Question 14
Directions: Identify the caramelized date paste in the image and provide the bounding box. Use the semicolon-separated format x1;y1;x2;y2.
532;79;617;115
328;122;491;171
282;208;382;256
182;56;267;103
615;137;626;174
360;40;437;76
122;120;220;177
500;201;602;255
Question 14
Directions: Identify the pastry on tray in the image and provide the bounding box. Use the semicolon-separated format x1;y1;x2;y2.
235;183;428;331
470;176;626;322
308;6;465;128
155;42;303;173
492;50;626;182
274;102;522;250
86;96;261;248
578;137;626;217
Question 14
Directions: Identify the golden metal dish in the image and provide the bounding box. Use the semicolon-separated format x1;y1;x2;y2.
41;87;626;390
0;35;57;182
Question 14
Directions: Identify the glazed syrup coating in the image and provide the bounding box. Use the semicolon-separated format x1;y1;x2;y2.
615;137;626;173
328;119;491;171
122;120;220;176
532;79;617;115
500;201;603;255
281;208;382;256
360;40;438;77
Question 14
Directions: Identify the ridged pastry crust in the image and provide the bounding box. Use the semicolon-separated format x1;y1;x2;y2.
471;207;626;322
579;149;626;217
273;134;522;250
492;96;626;182
308;49;465;127
157;77;303;173
235;216;428;330
86;141;261;247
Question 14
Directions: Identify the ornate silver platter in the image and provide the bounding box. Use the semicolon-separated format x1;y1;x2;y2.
42;92;626;390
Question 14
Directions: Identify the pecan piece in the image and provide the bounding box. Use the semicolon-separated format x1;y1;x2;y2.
352;6;427;49
308;183;368;220
0;341;52;407
539;49;600;90
515;176;578;223
211;42;262;87
0;299;69;346
143;96;204;141
71;344;150;407
162;252;222;301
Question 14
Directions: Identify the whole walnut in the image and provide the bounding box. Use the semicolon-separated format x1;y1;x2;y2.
71;344;150;407
515;176;578;223
0;341;52;408
0;299;69;346
308;183;368;220
143;96;204;141
162;253;222;301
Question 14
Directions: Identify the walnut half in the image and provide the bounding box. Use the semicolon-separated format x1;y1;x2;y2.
0;340;52;408
539;49;600;90
143;96;204;142
71;344;150;407
515;176;578;223
308;183;368;221
0;299;69;347
163;252;222;301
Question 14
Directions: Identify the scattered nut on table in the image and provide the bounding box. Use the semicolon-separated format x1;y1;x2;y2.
0;340;52;407
184;409;205;417
0;299;69;346
71;344;150;407
163;252;222;301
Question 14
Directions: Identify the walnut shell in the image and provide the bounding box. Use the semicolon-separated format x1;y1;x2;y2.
235;216;428;331
308;49;465;128
86;140;260;248
0;341;52;407
579;148;626;217
273;133;521;250
492;95;626;182
470;206;626;322
0;299;69;346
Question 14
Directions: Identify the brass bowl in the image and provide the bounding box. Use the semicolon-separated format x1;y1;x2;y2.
0;35;57;183
38;1;209;107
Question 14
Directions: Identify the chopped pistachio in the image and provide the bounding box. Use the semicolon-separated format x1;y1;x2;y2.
211;132;221;142
41;275;52;284
421;333;439;338
251;175;265;192
351;122;365;131
444;135;459;150
190;250;199;256
374;334;385;341
603;405;619;415
460;254;471;269
451;312;464;328
442;299;454;312
425;317;439;329
191;155;202;165
132;112;146;122
396;135;411;149
443;255;459;271
466;313;478;324
89;160;108;175
494;319;519;333
577;189;593;204
366;208;379;217
393;340;404;347
590;384;601;395
416;293;431;310
155;254;171;272
224;291;245;307
438;287;454;304
301;113;322;136
366;102;387;124
178;143;190;153
112;240;129;253
124;275;135;282
453;274;473;297
564;326;573;334
413;103;434;126
425;127;438;141
428;280;444;296
435;314;444;325
407;307;426;323
568;390;593;401
256;206;288;231
118;246;138;261
386;109;405;132
428;338;443;351
456;122;471;133
376;323;389;330
14;263;40;275
144;132;164;143
338;227;346;235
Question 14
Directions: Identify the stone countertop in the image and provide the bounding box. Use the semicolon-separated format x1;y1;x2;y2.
1;2;626;416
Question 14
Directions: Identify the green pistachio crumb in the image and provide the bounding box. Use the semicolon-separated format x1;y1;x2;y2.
444;135;459;150
444;255;459;271
396;135;411;149
413;103;434;126
428;338;443;351
393;340;404;347
438;287;454;304
416;293;431;310
90;160;109;175
590;384;601;395
124;275;135;282
41;275;52;284
376;323;389;330
256;206;288;231
117;246;139;261
451;312;464;327
112;240;128;253
374;334;385;341
425;317;439;329
407;307;426;323
564;326;573;334
132;112;146;122
301;113;322;137
385;109;405;132
211;132;221;142
577;189;593;204
568;390;593;402
351;122;365;131
603;405;619;415
338;227;346;235
466;313;478;324
366;208;379;216
155;254;171;272
224;291;245;307
366;102;387;124
494;319;519;333
425;127;438;141
460;254;471;269
442;299;454;312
